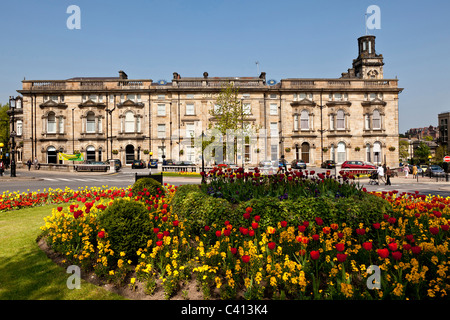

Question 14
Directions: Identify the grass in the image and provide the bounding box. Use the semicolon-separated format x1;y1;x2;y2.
0;204;125;300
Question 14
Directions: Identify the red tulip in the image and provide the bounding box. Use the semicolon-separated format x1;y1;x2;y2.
337;232;344;239
215;230;222;237
173;220;179;227
356;228;366;236
251;222;259;230
246;207;253;214
310;250;320;260
242;255;250;263
337;253;348;263
322;227;331;234
223;229;231;236
411;246;421;255
377;248;389;259
298;225;306;232
315;217;323;226
442;224;449;232
98;231;105;238
204;225;210;231
157;232;164;240
230;247;237;255
392;251;402;261
153;228;159;234
254;215;261;222
280;221;287;227
335;243;345;252
388;217;397;225
268;242;276;250
362;242;373;251
156;241;163;246
249;230;255;237
243;213;251;219
303;221;309;228
57;206;63;212
312;234;320;241
388;242;398;252
429;227;439;235
372;223;381;229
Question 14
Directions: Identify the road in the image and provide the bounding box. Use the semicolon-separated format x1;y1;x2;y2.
1;167;450;198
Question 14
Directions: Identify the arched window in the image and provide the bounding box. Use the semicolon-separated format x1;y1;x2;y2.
337;142;346;164
366;144;371;163
373;142;382;164
300;110;309;130
372;110;381;129
125;111;135;133
126;144;135;164
47;112;56;133
47;146;57;164
336;110;345;130
86;112;95;133
86;145;96;162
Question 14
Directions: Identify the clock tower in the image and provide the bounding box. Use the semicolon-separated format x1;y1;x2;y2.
352;35;384;79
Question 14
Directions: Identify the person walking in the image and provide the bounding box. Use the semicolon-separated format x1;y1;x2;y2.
0;161;4;176
27;159;32;171
377;165;385;184
34;157;39;170
412;164;418;179
386;167;392;185
404;164;410;178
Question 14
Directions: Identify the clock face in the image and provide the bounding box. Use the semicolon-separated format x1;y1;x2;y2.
367;69;378;78
267;79;277;86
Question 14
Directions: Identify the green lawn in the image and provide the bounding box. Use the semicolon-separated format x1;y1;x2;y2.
0;204;125;300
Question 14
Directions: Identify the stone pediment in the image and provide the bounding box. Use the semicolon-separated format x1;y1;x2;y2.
290;98;316;107
39;100;67;109
361;98;387;107
78;99;106;108
325;100;352;107
117;99;144;108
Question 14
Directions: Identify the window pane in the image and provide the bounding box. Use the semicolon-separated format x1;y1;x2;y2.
300;111;309;130
186;103;195;115
270;104;277;115
125;112;134;133
158;104;166;116
48;113;56;133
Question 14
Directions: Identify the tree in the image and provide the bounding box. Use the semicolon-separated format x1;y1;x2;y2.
0;103;10;154
414;141;431;164
399;140;409;162
208;83;259;164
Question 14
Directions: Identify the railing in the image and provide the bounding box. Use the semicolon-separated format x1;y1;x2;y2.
118;81;144;89
80;81;104;90
31;81;66;90
74;164;109;172
162;165;198;172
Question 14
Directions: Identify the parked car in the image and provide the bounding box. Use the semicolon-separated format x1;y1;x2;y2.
148;158;158;168
291;159;306;169
321;160;336;169
429;165;445;177
131;159;146;169
106;159;122;171
420;165;428;173
341;161;376;170
258;160;276;168
174;160;195;166
163;159;175;166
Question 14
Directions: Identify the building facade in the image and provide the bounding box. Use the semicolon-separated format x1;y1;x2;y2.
14;35;402;168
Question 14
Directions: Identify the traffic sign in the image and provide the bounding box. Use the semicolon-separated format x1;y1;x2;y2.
444;156;450;162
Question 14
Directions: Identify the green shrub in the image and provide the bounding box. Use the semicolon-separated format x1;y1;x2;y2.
171;186;233;234
131;177;165;199
98;199;153;263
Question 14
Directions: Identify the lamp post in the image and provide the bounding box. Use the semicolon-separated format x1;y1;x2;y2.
200;131;206;184
8;96;17;177
240;97;245;171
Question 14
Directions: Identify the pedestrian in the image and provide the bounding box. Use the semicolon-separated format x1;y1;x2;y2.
412;164;418;179
404;164;410;178
27;159;32;171
386;167;392;185
377;165;385;184
0;161;3;176
34;157;40;170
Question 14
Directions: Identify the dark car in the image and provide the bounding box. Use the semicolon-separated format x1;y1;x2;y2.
148;158;158;168
429;165;445;177
163;159;175;166
132;159;146;169
321;160;336;169
291;159;306;169
341;161;376;170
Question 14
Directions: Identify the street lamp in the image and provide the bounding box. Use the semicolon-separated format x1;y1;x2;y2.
8;96;17;177
200;131;206;184
240;97;245;171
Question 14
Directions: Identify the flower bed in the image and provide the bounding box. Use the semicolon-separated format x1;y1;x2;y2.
37;171;449;300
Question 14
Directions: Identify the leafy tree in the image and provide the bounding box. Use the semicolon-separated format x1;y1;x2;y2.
414;141;431;164
399;140;409;161
0;104;10;155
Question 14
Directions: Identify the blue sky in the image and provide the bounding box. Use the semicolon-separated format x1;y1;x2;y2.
1;0;449;133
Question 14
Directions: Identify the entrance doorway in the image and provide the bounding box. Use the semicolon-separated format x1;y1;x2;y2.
301;142;310;163
125;145;135;165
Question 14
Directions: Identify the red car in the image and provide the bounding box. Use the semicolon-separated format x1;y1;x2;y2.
341;161;376;170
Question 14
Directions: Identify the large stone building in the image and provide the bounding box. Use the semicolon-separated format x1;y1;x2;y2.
14;35;402;168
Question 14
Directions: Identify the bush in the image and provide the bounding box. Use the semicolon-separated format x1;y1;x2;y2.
98;199;153;263
171;185;233;234
131;177;165;199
